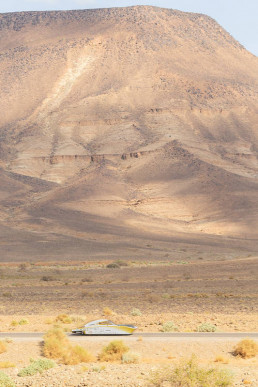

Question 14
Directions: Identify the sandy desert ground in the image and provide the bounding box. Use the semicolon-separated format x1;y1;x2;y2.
0;336;257;386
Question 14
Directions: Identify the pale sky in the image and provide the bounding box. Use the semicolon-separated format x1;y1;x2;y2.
0;0;257;56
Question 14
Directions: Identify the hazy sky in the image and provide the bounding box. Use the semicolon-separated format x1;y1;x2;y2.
0;1;257;56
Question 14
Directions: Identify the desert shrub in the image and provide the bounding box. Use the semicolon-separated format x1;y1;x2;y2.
19;263;29;271
197;323;217;332
43;327;93;365
0;372;15;387
18;358;55;376
0;362;15;369
55;314;72;324
233;339;258;359
19;319;28;325
161;321;178;332
98;340;129;362
0;341;6;354
146;294;160;303
81;277;93;282
106;263;120;269
150;355;233;386
43;327;70;359
131;308;142;316
3;293;12;298
10;320;18;327
122;351;140;364
61;345;93;365
41;276;54;282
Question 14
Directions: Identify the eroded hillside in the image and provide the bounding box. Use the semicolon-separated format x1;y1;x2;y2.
0;6;257;261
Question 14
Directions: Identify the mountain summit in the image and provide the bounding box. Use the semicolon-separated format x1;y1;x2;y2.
0;6;257;261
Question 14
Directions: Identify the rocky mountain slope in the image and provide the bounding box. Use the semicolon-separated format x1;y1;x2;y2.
0;6;257;261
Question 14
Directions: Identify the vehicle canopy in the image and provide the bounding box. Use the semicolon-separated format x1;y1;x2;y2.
84;319;115;327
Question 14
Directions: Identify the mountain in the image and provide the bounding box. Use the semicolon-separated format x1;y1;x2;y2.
0;6;257;262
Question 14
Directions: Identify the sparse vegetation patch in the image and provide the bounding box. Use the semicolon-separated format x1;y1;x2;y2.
150;355;233;386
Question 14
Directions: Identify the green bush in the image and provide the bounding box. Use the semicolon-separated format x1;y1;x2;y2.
197;323;217;332
150;355;233;386
18;358;56;377
0;371;15;387
161;321;178;332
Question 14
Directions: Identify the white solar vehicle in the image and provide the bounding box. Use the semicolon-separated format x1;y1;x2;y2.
72;319;137;335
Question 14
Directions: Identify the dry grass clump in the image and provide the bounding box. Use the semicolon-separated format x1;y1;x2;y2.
62;345;93;365
43;327;93;365
0;341;7;354
98;340;129;362
214;356;229;364
55;314;73;324
150;355;233;386
0;362;15;369
233;339;258;359
43;327;69;359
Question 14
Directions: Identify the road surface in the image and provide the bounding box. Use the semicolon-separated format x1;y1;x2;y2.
0;332;257;342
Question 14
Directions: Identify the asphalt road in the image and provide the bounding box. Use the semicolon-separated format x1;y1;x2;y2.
0;332;257;341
